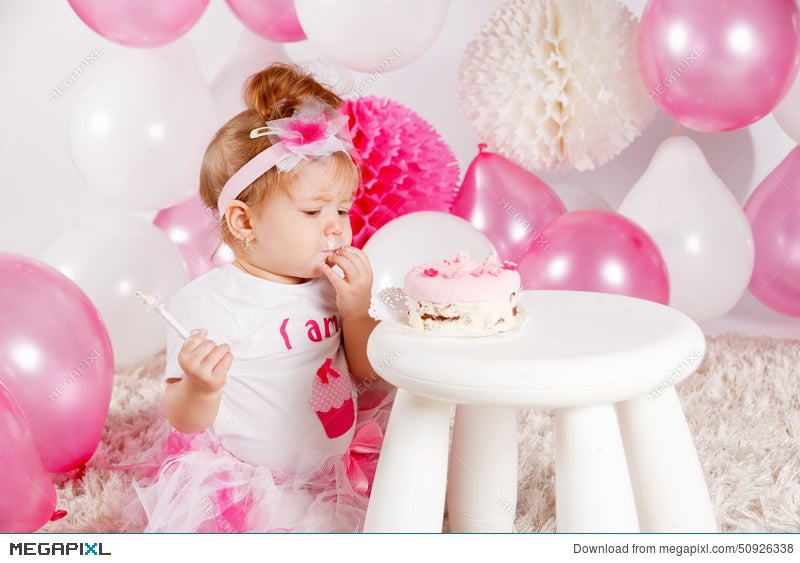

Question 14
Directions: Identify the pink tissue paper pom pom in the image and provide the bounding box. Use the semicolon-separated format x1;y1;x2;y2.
343;96;460;248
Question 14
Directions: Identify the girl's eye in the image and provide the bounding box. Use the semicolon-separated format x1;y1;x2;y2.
338;209;350;216
303;210;320;216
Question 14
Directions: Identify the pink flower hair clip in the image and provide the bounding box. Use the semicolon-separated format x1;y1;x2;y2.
217;97;354;216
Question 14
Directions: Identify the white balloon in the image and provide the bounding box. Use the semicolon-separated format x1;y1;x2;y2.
69;45;216;211
773;69;800;144
618;136;754;324
362;211;495;296
294;0;449;73
210;30;289;126
40;215;189;367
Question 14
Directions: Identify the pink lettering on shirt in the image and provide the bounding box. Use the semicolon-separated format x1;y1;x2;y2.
280;315;342;350
280;317;292;350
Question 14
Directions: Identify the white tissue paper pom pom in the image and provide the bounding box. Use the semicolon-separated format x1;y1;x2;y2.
459;0;656;172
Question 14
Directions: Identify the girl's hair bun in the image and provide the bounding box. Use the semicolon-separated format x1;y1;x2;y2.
243;63;344;121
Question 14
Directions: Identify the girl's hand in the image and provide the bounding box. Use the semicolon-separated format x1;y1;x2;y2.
177;329;232;393
321;246;374;320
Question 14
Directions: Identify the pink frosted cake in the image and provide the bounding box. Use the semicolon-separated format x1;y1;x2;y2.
403;251;521;336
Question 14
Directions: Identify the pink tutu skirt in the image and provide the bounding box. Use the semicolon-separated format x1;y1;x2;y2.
133;384;394;533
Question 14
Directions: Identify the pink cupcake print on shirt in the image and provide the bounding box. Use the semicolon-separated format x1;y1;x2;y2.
309;358;355;439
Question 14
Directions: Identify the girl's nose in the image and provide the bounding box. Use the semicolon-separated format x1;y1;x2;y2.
325;218;343;236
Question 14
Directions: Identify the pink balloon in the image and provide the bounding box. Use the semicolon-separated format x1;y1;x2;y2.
226;0;306;42
450;146;566;264
0;253;115;473
0;382;57;532
744;146;800;317
67;0;210;47
638;0;800;132
153;195;233;279
518;210;670;305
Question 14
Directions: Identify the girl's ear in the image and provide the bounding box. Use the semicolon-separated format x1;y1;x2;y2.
225;201;253;242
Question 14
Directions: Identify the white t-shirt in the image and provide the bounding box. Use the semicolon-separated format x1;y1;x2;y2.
164;264;356;476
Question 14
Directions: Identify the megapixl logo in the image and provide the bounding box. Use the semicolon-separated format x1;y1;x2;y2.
9;542;111;556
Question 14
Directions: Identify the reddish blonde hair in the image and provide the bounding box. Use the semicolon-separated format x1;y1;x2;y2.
199;63;358;247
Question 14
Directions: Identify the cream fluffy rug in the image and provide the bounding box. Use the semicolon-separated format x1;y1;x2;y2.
40;333;800;533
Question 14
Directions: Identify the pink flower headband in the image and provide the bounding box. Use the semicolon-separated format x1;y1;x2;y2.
217;97;354;216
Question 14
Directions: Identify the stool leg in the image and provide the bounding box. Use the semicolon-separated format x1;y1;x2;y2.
616;388;718;532
363;389;451;532
555;405;639;532
447;405;518;532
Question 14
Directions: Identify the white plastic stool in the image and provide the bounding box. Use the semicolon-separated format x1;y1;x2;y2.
363;290;717;533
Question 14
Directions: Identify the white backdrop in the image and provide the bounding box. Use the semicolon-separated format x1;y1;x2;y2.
0;0;797;338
